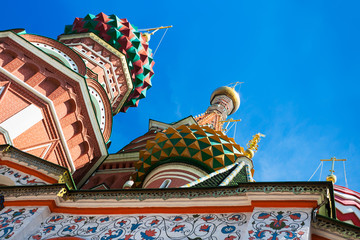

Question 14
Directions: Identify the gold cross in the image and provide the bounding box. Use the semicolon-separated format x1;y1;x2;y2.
320;157;346;173
228;82;244;89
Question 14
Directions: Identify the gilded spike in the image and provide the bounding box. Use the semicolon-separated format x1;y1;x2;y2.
245;133;265;159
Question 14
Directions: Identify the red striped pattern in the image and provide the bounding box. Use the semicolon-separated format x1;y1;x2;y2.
334;185;360;227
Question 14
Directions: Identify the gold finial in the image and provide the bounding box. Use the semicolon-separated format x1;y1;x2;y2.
244;133;265;159
140;25;173;42
321;157;346;184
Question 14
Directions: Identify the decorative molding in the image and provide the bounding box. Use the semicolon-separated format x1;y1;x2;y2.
0;146;67;176
0;145;75;189
20;34;86;76
71;183;328;202
0;183;330;202
0;184;65;198
59;33;133;114
68;42;116;100
149;117;197;131
105;152;139;163
312;215;360;240
0;127;12;145
32;42;79;72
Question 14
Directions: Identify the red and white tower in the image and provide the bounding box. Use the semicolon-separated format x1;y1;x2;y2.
0;12;155;188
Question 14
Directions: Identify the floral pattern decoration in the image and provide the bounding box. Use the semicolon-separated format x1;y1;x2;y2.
0;207;41;239
30;213;249;240
0;165;47;186
247;209;310;240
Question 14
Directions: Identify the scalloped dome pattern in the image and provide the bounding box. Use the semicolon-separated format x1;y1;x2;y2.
63;12;154;112
133;124;244;187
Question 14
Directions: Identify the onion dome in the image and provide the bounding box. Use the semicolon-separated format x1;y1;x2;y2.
210;86;240;115
334;185;360;227
63;12;154;112
133;124;245;187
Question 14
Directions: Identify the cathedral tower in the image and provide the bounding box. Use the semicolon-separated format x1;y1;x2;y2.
0;12;155;187
195;85;240;131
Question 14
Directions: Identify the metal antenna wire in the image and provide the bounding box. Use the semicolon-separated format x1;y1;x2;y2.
153;28;169;57
319;161;323;181
308;161;322;181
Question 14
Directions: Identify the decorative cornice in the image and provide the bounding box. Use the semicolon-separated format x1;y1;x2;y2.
0;145;66;176
65;182;331;202
149;117;197;131
0;184;65;198
20;34;87;75
0;145;75;189
60;36;132;114
312;215;360;240
0;127;12;145
86;78;113;142
0;182;332;207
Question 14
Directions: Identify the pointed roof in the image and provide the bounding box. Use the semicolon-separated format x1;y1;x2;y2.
181;160;252;188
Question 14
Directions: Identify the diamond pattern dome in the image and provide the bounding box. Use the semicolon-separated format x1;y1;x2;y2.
63;12;154;112
133;124;245;187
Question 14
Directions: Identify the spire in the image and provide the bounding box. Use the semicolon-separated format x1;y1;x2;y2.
321;157;346;184
195;84;241;131
244;133;265;159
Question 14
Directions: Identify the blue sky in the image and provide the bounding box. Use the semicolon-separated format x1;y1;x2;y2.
2;1;360;192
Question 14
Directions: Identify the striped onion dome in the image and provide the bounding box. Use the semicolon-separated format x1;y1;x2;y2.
334;185;360;227
133;124;245;187
63;12;154;112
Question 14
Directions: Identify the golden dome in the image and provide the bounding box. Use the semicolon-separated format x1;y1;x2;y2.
210;86;240;115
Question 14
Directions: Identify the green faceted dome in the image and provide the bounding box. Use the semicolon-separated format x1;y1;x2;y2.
133;124;245;187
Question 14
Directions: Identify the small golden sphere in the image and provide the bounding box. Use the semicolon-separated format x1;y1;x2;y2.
210;86;240;115
244;149;254;159
142;32;151;42
326;174;337;183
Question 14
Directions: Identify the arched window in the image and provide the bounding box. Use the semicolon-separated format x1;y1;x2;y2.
160;179;171;188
